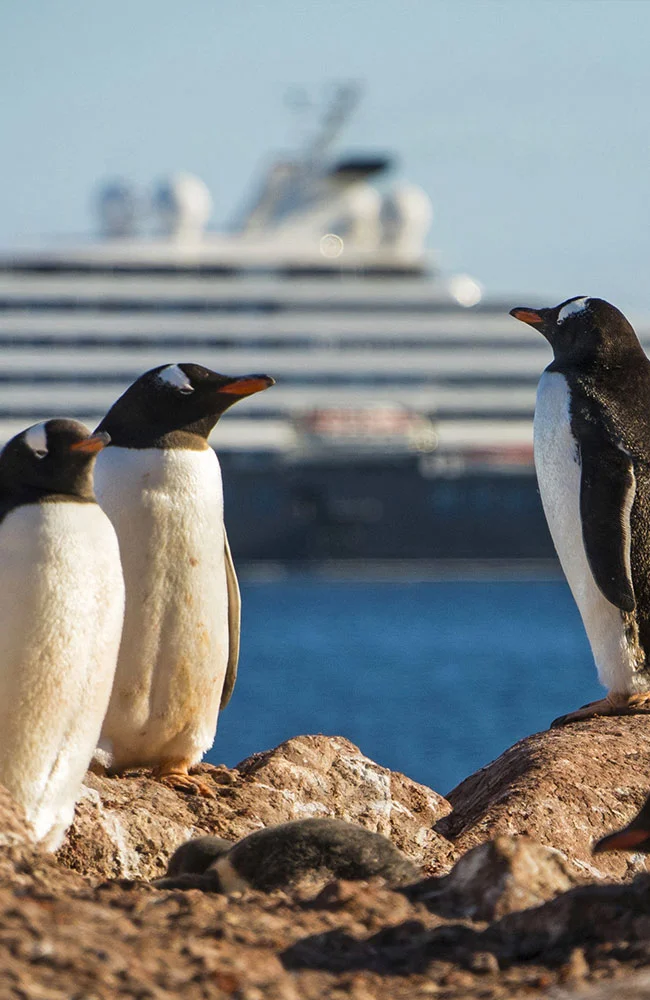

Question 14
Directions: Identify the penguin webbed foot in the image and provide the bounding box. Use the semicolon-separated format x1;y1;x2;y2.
152;761;216;799
551;692;650;728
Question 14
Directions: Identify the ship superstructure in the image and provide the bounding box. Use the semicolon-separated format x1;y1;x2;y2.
1;85;642;561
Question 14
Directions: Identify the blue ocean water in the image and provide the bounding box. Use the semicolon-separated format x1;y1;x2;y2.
208;577;601;796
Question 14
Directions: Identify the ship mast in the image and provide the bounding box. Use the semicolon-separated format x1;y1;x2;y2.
302;81;361;169
236;81;362;233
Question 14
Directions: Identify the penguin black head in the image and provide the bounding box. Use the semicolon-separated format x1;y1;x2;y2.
0;419;110;507
165;835;235;878
510;296;644;366
97;363;275;449
593;793;650;855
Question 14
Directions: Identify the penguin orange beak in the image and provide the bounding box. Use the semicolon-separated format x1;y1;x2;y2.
219;375;275;397
509;308;545;327
592;827;650;853
69;431;111;454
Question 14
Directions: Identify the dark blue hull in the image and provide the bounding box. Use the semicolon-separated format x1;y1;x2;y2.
221;453;555;563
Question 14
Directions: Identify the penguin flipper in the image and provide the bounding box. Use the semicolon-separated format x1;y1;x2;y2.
580;432;636;612
220;527;241;709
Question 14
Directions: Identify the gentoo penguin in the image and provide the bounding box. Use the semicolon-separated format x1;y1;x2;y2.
593;793;650;853
165;834;235;877
93;363;274;795
153;818;420;892
0;419;124;850
511;296;650;726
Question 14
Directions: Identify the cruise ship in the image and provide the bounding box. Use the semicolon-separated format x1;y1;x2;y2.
0;85;632;565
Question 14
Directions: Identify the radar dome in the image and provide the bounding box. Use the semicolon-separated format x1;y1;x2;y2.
380;184;433;257
449;274;483;308
328;183;382;251
96;180;138;238
154;173;212;240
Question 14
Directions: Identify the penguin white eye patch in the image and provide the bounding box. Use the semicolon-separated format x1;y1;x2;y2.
158;364;195;394
24;422;48;459
557;298;589;325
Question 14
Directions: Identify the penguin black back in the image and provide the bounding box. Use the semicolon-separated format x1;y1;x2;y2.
545;299;650;625
96;363;274;449
154;818;420;893
0;419;109;524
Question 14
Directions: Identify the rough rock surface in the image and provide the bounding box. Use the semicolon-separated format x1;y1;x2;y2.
57;735;456;881
5;840;650;998
439;716;650;882
408;835;577;921
3;721;650;997
0;782;32;850
548;971;650;997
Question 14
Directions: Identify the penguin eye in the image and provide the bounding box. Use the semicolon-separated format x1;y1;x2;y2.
158;364;195;395
24;423;48;460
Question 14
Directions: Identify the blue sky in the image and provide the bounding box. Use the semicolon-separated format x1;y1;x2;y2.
3;1;650;308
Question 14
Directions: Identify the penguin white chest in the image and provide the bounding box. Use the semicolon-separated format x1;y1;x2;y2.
0;502;124;849
534;372;638;693
94;446;230;767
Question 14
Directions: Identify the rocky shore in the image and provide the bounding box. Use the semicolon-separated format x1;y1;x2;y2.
4;719;650;998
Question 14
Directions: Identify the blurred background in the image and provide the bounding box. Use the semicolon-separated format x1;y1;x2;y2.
2;0;646;791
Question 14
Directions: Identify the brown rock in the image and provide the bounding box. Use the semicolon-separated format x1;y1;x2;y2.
0;781;33;849
548;971;650;998
438;717;650;881
0;782;87;895
4;733;650;999
235;736;455;870
409;834;576;920
466;950;499;974
558;946;590;984
57;735;456;881
0;783;93;899
487;872;650;961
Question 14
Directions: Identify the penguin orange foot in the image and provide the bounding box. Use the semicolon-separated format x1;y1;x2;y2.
152;760;216;798
551;691;650;728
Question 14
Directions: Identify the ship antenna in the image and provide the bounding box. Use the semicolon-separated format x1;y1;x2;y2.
235;80;362;233
303;81;362;168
